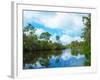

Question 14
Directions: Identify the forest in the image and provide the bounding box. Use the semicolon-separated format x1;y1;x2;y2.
23;24;67;51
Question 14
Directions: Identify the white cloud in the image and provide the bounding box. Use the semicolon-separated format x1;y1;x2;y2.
38;12;86;38
40;13;85;30
41;13;67;29
24;11;87;30
60;34;72;45
35;28;45;36
24;11;87;35
60;34;83;45
24;11;88;44
50;34;57;43
49;33;83;45
73;36;84;42
24;30;34;36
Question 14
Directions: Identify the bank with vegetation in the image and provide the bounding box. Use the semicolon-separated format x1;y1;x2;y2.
23;24;67;51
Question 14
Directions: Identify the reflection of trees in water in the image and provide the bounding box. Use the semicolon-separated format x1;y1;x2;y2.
23;50;62;67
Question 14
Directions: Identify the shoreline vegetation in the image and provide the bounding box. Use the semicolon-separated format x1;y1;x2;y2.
23;14;91;66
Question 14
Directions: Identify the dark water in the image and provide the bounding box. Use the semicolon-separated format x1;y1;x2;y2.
23;49;86;69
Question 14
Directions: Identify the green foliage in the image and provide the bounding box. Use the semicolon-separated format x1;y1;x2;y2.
23;23;66;51
81;14;91;66
23;23;37;51
23;23;35;32
70;41;82;55
40;32;51;41
56;35;60;41
68;14;91;66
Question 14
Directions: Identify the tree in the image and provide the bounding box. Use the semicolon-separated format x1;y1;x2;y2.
81;14;91;66
56;35;60;42
23;23;36;36
40;32;51;41
70;41;81;55
23;23;37;51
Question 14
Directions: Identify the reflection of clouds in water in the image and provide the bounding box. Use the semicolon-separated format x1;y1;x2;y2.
61;49;72;60
75;54;85;59
61;49;85;61
48;49;85;67
51;55;59;60
35;61;42;67
23;49;86;69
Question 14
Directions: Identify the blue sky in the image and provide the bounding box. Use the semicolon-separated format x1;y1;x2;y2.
23;10;89;45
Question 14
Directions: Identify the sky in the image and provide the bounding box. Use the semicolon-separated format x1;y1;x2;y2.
23;10;89;45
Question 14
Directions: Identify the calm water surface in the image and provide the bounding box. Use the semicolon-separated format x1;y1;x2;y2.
23;49;86;69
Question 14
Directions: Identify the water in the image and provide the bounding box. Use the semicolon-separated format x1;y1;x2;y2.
23;49;86;69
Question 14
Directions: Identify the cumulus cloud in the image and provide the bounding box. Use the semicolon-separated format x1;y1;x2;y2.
24;11;88;44
41;13;66;29
38;12;86;38
60;34;72;44
35;28;45;36
40;13;85;30
60;34;83;45
24;11;85;30
50;34;58;43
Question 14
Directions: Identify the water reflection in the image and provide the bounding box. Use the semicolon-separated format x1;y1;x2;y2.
23;49;86;69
